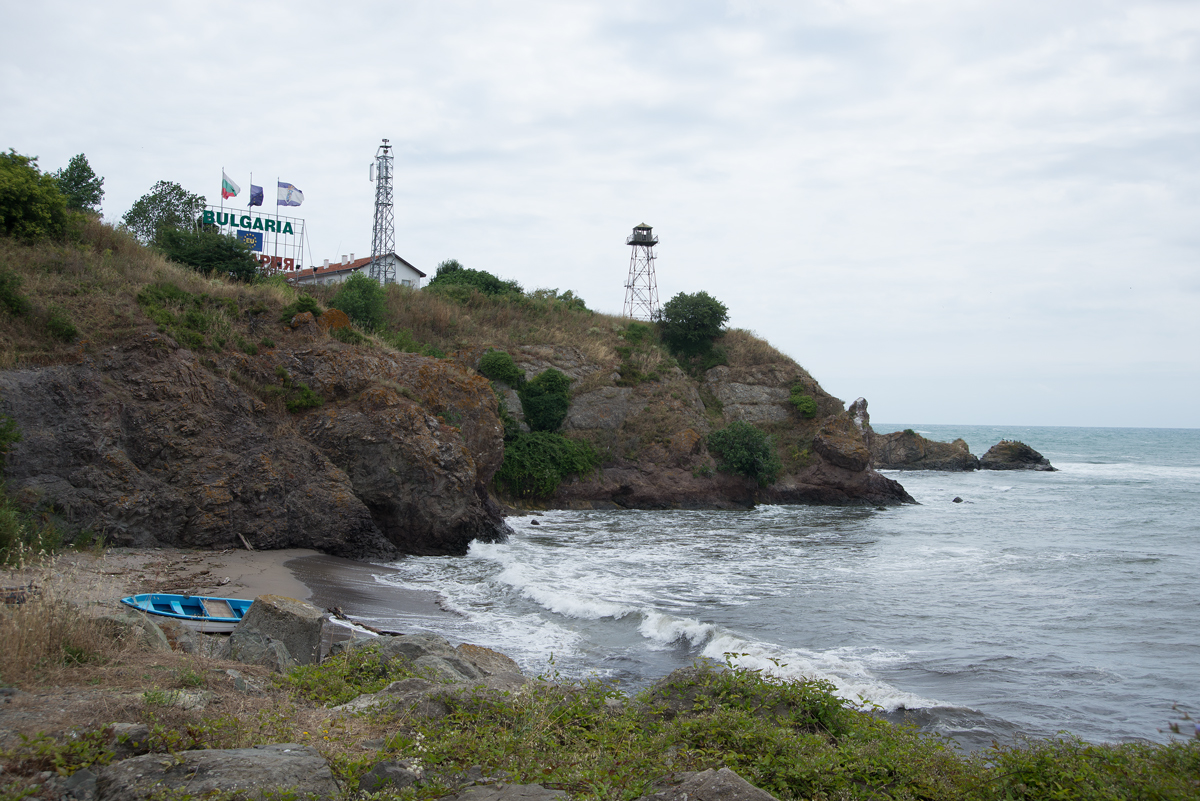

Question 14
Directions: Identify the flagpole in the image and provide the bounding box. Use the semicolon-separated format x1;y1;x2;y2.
220;166;224;225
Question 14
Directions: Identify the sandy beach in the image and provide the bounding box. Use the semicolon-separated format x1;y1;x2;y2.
16;546;454;632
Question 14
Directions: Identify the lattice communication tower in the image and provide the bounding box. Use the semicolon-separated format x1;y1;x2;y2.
369;139;395;284
623;222;660;320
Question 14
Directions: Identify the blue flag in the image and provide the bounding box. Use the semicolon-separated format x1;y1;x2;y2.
277;181;304;207
249;185;264;207
237;230;264;251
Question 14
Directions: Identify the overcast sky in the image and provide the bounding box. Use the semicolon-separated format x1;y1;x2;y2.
4;1;1198;428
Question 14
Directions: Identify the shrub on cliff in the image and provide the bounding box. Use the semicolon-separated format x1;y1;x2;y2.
518;368;572;432
708;420;782;486
478;349;524;386
494;431;598;497
158;228;259;282
329;272;387;330
425;259;523;298
0;150;68;242
790;384;818;418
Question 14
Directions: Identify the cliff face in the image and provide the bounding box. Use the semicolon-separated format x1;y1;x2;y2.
499;348;914;508
0;327;509;557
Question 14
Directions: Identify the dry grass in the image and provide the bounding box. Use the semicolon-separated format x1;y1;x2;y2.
722;328;806;371
0;555;141;685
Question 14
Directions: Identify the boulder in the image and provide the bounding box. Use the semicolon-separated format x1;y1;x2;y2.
979;440;1055;471
95;610;171;652
439;784;567;801
96;743;337;801
871;430;979;471
229;595;324;669
333;633;526;687
637;768;778;801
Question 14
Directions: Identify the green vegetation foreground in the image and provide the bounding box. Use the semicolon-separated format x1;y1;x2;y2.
1;572;1197;801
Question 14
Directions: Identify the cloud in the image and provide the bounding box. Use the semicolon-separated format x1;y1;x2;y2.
2;0;1197;426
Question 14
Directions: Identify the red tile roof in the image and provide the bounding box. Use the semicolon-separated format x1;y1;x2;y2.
289;253;425;282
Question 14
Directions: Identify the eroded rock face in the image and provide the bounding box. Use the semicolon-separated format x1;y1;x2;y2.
872;430;980;471
0;333;509;557
0;335;393;558
813;415;872;472
979;440;1055;471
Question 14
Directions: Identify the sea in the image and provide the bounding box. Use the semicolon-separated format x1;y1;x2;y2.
357;425;1200;750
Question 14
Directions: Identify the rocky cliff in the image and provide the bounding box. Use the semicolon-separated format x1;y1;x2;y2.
0;325;510;557
494;348;913;508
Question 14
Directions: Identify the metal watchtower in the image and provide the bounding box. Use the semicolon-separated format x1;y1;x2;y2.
369;139;395;284
623;222;660;320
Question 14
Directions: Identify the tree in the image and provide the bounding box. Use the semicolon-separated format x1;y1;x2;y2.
51;154;104;212
707;420;782;486
660;291;729;356
329;271;387;330
121;180;205;245
158;228;259;282
0;150;67;242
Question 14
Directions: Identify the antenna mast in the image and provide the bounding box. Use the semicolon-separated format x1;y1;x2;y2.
369;139;395;284
623;222;660;320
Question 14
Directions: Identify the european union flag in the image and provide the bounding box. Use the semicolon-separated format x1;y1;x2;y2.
249;185;264;207
237;230;264;251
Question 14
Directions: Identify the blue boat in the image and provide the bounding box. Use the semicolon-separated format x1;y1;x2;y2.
120;593;254;633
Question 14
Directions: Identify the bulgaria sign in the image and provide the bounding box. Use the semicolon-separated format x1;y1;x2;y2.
202;210;297;235
202;205;306;274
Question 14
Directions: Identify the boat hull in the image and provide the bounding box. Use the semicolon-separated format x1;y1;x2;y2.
120;593;253;633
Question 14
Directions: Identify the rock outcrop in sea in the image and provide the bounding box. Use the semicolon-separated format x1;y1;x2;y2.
979;440;1056;471
871;429;980;471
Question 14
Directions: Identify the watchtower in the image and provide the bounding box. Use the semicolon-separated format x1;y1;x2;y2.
368;139;395;284
623;222;660;320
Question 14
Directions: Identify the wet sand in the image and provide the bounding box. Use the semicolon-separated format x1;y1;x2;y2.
284;553;456;631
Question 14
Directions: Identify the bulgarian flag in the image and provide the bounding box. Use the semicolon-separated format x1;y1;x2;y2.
221;170;241;200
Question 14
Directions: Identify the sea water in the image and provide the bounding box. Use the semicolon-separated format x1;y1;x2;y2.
366;425;1200;748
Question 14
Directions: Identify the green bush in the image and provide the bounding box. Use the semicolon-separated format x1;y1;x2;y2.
331;326;370;346
279;294;322;322
0;269;31;316
425;259;523;298
518;368;572;432
707;420;782;486
329;272;386;330
45;307;77;342
494;431;598;498
660;291;728;357
158;228;258;282
478;349;524;386
0;150;68;242
790;385;817;418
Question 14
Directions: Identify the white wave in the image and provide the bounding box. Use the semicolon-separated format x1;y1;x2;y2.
638;610;718;647
633;609;940;712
